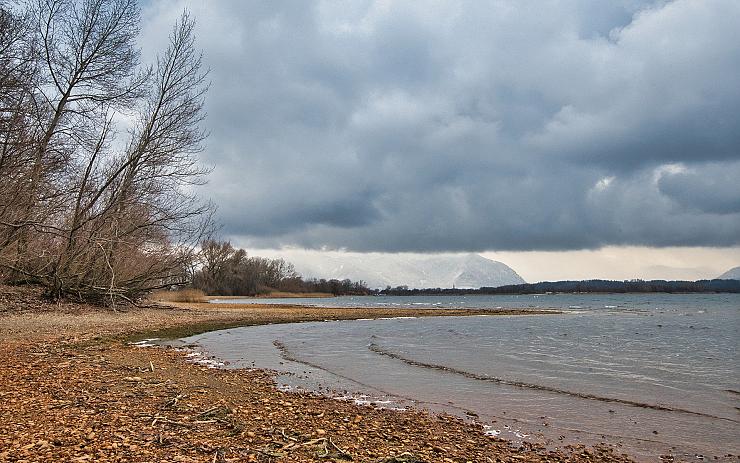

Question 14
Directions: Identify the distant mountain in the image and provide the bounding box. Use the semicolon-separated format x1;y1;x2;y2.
718;266;740;280
287;253;525;289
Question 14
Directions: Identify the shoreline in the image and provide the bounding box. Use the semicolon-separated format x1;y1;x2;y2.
204;293;337;300
0;288;634;462
125;303;560;344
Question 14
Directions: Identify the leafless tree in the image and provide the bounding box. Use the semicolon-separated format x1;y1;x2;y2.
1;0;144;275
48;11;213;303
0;2;40;276
0;1;214;304
190;240;371;297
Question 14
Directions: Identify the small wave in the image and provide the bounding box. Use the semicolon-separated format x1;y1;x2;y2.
368;343;737;423
272;340;406;400
272;340;482;417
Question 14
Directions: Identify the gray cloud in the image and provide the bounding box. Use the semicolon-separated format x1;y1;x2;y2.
141;0;740;251
658;162;740;215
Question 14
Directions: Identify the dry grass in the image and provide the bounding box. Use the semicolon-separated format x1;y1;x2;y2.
149;288;206;303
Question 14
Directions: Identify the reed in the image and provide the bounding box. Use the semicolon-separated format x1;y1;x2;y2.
150;288;206;303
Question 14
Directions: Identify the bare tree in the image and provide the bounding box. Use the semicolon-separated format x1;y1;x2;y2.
0;0;145;277
0;2;40;277
0;2;214;304
48;12;213;303
190;240;369;297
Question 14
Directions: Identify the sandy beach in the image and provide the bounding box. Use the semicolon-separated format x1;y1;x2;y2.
0;286;635;462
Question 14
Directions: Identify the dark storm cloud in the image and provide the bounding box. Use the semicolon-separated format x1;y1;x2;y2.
142;0;740;251
658;162;740;215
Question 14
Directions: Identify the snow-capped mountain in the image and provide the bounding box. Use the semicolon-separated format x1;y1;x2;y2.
285;253;525;289
718;266;740;280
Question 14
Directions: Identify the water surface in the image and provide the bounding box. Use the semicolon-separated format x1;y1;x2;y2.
185;294;739;461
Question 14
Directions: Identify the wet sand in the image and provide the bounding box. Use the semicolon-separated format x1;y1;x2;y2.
0;286;636;462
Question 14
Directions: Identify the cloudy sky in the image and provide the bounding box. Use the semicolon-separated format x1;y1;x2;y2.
141;0;740;281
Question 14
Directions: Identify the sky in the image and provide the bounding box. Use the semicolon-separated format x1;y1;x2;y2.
140;0;740;281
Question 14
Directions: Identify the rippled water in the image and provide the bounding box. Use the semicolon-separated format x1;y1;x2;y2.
183;294;740;461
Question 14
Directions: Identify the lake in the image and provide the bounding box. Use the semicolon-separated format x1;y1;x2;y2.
182;294;739;461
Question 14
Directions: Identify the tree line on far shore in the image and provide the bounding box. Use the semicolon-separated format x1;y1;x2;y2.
377;278;740;295
190;240;370;296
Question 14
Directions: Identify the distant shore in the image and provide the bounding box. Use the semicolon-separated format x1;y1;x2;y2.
377;278;740;295
0;286;633;463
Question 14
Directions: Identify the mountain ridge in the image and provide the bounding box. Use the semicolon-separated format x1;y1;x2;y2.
718;266;740;280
